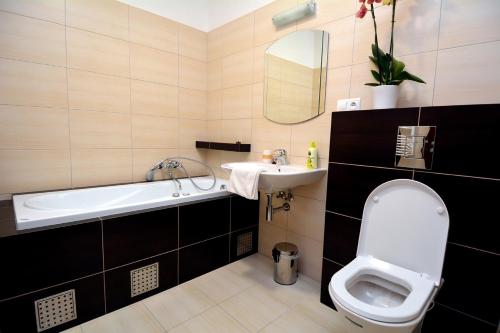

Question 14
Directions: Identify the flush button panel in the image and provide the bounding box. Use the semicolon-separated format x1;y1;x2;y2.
395;126;436;170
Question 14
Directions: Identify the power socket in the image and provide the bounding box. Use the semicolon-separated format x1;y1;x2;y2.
337;98;361;111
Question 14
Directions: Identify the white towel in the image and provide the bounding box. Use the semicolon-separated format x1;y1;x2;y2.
228;164;264;200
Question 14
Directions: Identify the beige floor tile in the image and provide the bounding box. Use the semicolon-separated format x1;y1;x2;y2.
61;325;83;333
258;273;320;308
262;300;347;333
143;283;215;330
225;254;275;283
81;302;164;333
170;306;249;333
219;284;289;332
186;267;256;304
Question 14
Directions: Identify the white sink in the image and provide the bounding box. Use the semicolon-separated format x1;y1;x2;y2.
221;162;327;192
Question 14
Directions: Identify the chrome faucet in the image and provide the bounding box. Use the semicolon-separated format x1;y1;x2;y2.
272;149;288;165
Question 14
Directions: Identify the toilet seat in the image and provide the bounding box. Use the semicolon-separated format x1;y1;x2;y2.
330;256;435;323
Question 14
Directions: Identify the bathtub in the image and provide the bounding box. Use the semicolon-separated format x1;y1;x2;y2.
13;177;229;231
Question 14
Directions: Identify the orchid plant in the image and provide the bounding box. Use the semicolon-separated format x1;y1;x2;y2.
356;0;425;86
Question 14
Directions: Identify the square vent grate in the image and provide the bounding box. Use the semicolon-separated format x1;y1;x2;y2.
130;262;159;297
34;289;77;332
236;231;253;256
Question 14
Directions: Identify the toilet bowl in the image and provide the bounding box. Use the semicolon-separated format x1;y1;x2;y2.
328;179;449;333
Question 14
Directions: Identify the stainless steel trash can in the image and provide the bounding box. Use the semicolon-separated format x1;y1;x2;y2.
272;242;299;285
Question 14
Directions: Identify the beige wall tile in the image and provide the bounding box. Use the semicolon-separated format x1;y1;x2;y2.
0;150;71;194
207;59;222;91
290;111;331;158
130;43;178;85
397;51;437;108
207;26;224;61
207;90;222;120
132;115;178;149
253;43;271;83
222;49;254;88
131;80;178;117
290;157;328;201
322;16;354;69
0;105;69;149
67;27;130;77
0;0;65;24
348;62;373;110
259;222;287;259
66;0;129;40
129;7;178;53
220;119;252;143
179;88;207;119
287;196;326;242
179;24;207;61
70;110;131;148
68;69;130;113
0;58;67;108
222;85;253;119
352;0;440;64
71;149;132;188
207;120;222;142
434;41;500;106
297;0;355;30
254;0;297;46
325;67;351;111
179;119;207;149
286;231;323;281
439;0;500;49
221;13;254;57
132;148;177;182
0;12;66;66
251;118;291;153
252;83;264;118
179;57;207;91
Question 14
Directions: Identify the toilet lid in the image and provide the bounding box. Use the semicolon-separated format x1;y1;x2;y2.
357;179;449;285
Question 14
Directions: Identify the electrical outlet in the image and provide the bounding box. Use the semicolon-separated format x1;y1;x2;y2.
336;98;361;111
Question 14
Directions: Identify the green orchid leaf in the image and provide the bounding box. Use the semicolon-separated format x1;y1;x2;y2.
365;83;380;86
391;58;405;79
371;70;381;82
400;71;426;83
387;80;403;85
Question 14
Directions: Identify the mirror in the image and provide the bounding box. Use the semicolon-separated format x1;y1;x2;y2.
264;30;329;124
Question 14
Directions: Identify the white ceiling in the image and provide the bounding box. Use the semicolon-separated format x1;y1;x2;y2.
118;0;275;32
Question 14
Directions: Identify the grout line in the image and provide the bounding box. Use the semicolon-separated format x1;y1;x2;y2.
431;0;444;106
435;302;498;327
177;232;230;251
100;219;107;313
104;248;178;273
414;169;500;182
0;271;104;303
323;257;345;267
448;242;499;257
330;161;410;172
63;0;73;189
325;210;361;221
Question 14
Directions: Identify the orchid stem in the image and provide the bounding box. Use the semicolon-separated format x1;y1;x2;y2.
370;4;383;85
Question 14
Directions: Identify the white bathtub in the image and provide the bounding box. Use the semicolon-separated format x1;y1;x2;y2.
13;177;229;230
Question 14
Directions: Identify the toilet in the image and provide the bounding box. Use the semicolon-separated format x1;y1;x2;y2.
329;179;449;333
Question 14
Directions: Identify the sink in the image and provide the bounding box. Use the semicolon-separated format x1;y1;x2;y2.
221;162;327;192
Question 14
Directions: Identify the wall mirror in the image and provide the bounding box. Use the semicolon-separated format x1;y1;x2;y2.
264;30;329;124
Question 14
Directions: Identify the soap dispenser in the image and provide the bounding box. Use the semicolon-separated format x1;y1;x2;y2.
307;141;318;169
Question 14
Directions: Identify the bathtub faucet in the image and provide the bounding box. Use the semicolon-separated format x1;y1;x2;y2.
145;158;183;182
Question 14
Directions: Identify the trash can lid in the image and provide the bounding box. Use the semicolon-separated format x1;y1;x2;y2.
273;242;298;256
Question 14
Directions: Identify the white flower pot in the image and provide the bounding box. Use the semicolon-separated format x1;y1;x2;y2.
372;85;400;109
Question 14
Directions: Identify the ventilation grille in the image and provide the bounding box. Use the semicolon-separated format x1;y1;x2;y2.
237;231;253;256
34;289;77;332
130;262;159;297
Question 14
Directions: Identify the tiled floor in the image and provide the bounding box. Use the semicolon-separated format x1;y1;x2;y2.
63;254;347;333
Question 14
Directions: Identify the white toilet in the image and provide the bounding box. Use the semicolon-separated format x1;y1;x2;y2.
329;179;449;333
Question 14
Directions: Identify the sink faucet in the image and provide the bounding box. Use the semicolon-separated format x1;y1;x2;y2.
272;149;288;165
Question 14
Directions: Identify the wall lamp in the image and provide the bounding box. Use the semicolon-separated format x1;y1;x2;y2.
272;0;317;28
